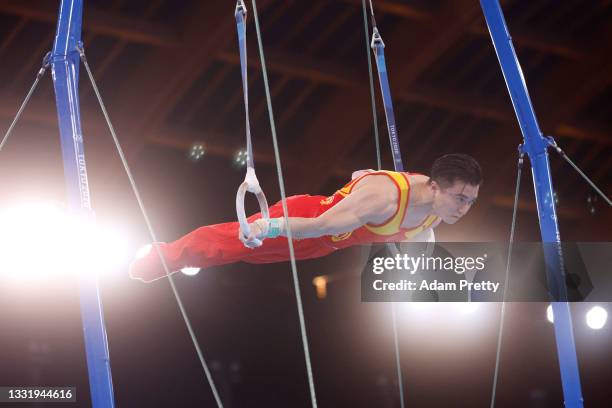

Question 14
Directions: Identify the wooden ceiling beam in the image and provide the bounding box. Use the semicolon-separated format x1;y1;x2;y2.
339;0;585;59
534;20;612;130
472;15;612;203
295;1;488;192
343;0;586;60
554;122;612;146
214;48;610;145
399;86;512;123
94;1;236;179
0;93;106;131
466;23;586;60
105;1;278;172
0;17;27;54
0;0;180;48
146;126;347;178
336;0;432;21
215;48;360;88
464;9;612;221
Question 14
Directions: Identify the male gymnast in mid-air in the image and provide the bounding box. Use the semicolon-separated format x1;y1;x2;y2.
129;153;482;282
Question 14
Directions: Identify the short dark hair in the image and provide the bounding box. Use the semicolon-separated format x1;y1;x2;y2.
430;153;482;188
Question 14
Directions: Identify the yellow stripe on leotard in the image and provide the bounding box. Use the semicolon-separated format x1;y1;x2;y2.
337;170;410;235
362;171;410;236
404;215;438;240
331;171;437;240
329;171;408;241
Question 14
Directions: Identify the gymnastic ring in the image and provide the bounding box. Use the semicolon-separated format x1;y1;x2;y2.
236;166;270;246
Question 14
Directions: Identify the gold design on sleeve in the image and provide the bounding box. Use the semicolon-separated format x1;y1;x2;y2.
331;232;352;242
320;195;335;205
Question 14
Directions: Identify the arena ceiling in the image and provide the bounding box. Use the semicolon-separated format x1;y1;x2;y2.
0;0;610;239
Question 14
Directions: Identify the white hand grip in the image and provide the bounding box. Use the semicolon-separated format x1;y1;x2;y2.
236;167;270;244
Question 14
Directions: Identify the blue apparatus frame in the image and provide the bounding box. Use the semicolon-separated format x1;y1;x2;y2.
50;0;116;407
371;27;404;172
480;1;583;407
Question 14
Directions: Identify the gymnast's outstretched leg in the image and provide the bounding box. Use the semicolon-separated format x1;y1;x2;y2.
129;195;330;282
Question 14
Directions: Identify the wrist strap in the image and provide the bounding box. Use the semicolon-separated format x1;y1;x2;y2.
266;218;283;238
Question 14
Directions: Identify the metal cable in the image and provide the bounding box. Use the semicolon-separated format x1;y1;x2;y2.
549;143;611;206
361;0;381;170
385;244;407;408
251;1;318;406
236;0;255;170
385;243;406;408
78;47;224;408
0;57;49;153
362;1;406;405
367;0;377;28
489;151;524;408
390;303;406;408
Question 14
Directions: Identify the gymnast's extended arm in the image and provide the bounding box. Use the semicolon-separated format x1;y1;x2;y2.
283;187;391;239
242;184;394;245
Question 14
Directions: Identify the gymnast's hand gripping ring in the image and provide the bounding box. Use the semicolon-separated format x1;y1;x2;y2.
236;166;270;247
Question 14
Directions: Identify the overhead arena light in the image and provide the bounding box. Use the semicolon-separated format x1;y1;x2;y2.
189;143;206;161
234;149;248;167
546;304;608;330
585;306;607;330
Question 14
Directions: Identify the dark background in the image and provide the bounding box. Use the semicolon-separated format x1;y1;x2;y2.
0;0;610;407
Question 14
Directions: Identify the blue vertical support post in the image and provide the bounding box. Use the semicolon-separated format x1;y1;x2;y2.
480;1;583;407
50;1;116;407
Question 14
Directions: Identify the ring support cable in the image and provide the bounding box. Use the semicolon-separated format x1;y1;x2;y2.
489;149;525;408
368;2;404;172
362;2;406;407
235;0;270;246
250;0;318;406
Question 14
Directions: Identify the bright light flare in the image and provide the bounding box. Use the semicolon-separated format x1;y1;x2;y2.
454;302;481;314
546;304;608;330
547;304;554;323
135;244;153;260
0;202;128;280
181;267;200;276
400;302;481;315
312;275;329;299
586;306;607;330
401;302;432;311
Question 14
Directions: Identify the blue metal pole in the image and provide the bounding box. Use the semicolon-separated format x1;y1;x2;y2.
50;1;116;407
479;1;583;407
371;28;404;172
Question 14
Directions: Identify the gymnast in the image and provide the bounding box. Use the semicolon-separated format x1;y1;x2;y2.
129;153;481;282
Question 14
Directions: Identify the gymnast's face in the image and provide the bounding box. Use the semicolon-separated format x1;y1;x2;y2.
431;180;479;224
